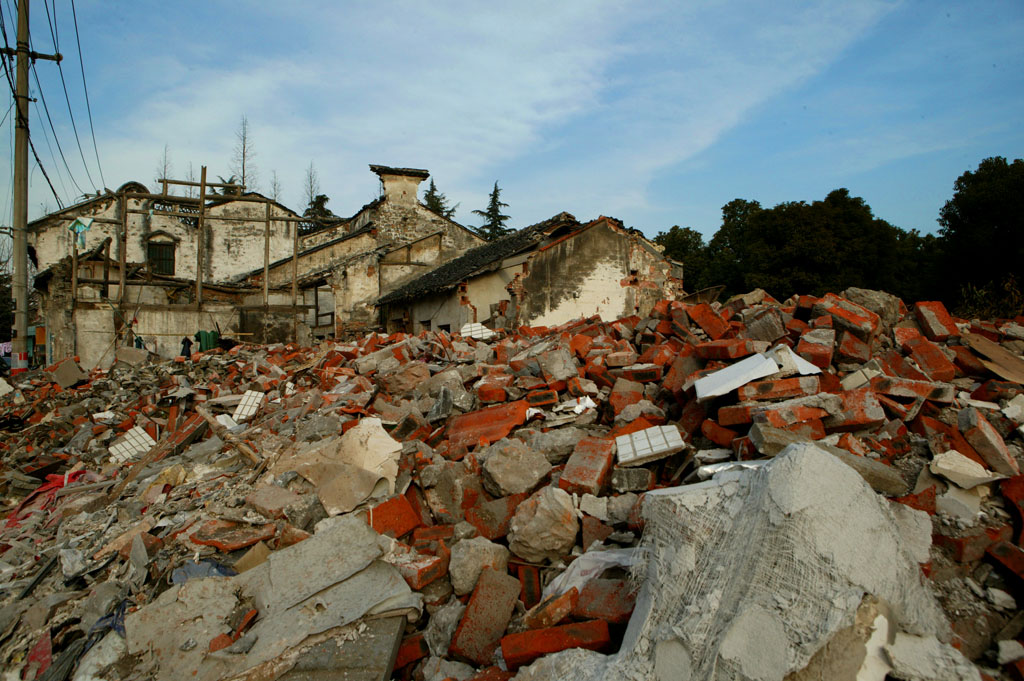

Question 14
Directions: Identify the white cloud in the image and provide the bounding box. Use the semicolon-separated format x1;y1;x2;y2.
22;1;901;227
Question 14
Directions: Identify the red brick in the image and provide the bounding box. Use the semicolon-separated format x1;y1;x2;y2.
780;418;826;440
901;336;956;383
877;349;930;381
581;514;615;548
605;350;638;368
570;334;594;359
500;620;610;670
718;403;757;426
465;493;526;540
911;415;986;467
1001;475;1024;544
959;407;1019;476
949;345;988;377
987;541;1024;582
757;404;829;429
796;329;835;369
971;379;1023;403
869;375;954;403
190;520;276;552
477;383;508;404
523;587;578;630
572;578;636;624
395;552;448;589
825;387;886;433
620;364;663;383
369;495;423;538
934;525;1012;563
893;486;936;515
700;419;738;447
812;293;881;339
737;376;821;402
516;565;542;609
395;633;429;670
914;301;959;342
447;401;529;448
609;378;644;417
559;437;615;496
695;339;757;360
688;303;730;340
450;568;522;666
525;389;558;407
837;331;871;363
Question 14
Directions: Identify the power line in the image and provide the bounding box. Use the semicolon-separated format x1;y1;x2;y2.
69;0;103;188
30;86;71;201
28;25;85;197
0;8;63;209
39;4;96;190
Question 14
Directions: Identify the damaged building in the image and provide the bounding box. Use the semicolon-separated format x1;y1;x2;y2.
377;213;685;334
29;165;485;369
28;165;683;370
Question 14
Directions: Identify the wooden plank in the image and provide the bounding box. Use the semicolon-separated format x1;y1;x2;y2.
964;332;1024;384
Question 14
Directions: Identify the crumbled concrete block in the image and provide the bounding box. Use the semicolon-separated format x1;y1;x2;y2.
509;486;579;563
481;439;552;497
449;536;510;596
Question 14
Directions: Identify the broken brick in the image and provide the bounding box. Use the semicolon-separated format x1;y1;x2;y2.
913;300;959;341
559;437;615;496
449;567;521;666
447;401;529;448
572;577;637;624
500;619;611;670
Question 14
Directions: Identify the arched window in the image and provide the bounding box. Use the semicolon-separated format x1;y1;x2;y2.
147;232;178;275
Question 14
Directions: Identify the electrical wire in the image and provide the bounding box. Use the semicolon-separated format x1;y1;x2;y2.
30;89;72;201
69;0;104;189
40;4;96;190
29;17;85;198
0;7;64;209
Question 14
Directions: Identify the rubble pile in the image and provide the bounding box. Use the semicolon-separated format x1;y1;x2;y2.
0;288;1023;681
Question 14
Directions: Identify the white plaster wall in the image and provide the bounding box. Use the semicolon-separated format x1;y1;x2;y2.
74;308;117;370
526;260;629;327
128;305;239;360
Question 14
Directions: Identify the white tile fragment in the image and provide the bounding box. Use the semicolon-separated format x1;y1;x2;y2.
109;426;157;464
460;323;495;340
232;390;264;422
616;425;686;467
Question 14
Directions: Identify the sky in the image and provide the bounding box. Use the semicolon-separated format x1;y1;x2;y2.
1;0;1022;241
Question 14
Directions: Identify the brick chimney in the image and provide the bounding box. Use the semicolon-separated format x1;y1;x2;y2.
370;165;430;206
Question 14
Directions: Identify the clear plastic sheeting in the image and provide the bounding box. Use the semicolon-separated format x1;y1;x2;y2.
513;444;970;681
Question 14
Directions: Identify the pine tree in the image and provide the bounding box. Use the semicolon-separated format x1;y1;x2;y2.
422;179;458;219
472;182;511;240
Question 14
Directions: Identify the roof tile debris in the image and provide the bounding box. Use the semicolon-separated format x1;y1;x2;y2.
0;288;1023;679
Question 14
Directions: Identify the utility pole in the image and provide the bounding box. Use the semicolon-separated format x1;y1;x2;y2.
2;0;61;375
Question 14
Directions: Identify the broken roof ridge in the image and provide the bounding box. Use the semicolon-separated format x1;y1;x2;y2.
376;211;580;306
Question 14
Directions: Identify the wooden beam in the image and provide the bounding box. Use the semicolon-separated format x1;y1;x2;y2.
196;166;206;308
117;194;126;302
263;200;270;306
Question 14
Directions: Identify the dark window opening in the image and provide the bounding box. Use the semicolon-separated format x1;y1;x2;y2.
148;242;175;275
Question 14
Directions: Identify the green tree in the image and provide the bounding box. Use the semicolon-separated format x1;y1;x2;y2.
697;192;933;302
304;194;334;219
472;182;511;240
653;225;709;290
937;156;1024;315
422;179;458;219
